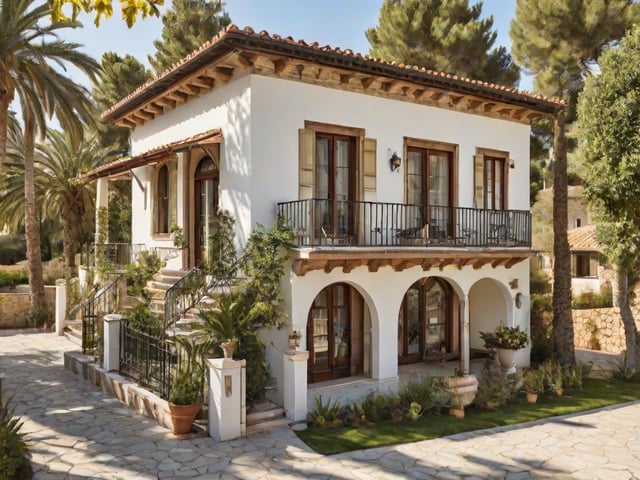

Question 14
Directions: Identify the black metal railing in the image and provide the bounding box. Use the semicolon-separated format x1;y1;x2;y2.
277;199;531;248
81;273;125;356
81;243;145;267
119;322;176;400
164;264;209;329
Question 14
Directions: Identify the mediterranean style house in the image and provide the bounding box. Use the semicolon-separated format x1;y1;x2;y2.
83;25;563;408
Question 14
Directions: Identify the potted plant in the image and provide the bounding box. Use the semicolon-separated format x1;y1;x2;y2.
170;224;188;248
522;368;544;403
168;335;210;435
479;325;529;371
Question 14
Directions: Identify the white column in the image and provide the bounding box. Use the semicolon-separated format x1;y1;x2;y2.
103;314;124;371
208;358;246;441
55;279;66;336
95;177;109;244
283;350;309;422
461;294;470;374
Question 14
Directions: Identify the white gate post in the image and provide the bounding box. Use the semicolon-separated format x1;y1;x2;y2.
55;279;66;336
103;314;124;371
283;350;309;422
207;358;246;441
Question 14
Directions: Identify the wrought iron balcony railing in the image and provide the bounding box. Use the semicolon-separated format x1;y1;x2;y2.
277;199;531;248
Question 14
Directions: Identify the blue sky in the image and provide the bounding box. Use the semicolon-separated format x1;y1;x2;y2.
61;0;532;90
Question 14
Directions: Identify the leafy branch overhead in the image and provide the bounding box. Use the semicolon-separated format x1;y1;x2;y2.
50;0;163;27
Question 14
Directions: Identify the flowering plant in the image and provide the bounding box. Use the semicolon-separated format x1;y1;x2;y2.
479;325;529;350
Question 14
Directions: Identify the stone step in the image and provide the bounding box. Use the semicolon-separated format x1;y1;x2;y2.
246;400;285;426
245;416;290;436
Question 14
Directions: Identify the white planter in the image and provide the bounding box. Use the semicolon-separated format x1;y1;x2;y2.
496;348;518;374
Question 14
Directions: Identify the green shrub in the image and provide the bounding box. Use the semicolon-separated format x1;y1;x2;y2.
308;396;342;426
126;250;164;298
0;235;26;265
530;321;553;364
0;270;28;288
0;390;32;480
531;293;552;324
29;308;53;329
360;391;396;423
605;355;637;383
565;362;593;391
398;378;446;414
43;258;66;285
475;360;513;409
125;301;162;335
572;291;612;309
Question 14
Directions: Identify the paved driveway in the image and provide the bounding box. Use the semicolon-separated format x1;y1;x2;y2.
1;329;640;479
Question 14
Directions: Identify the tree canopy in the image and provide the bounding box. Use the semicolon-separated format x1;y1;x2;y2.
148;0;231;73
50;0;162;27
578;24;640;370
366;0;520;87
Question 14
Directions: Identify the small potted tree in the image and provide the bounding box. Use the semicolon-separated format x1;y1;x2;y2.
522;368;545;403
168;335;210;435
480;325;529;372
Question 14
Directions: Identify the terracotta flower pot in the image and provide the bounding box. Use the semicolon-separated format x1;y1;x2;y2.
169;402;202;435
449;406;465;419
526;392;538;404
221;341;235;359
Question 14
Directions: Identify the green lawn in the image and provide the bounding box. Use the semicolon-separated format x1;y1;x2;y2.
296;378;640;454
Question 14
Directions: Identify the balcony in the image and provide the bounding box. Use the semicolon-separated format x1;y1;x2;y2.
277;199;531;249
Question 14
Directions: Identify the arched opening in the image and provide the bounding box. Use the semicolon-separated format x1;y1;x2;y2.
398;277;460;364
193;156;219;265
307;283;364;383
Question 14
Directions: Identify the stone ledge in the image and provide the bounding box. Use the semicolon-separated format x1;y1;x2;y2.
64;351;174;431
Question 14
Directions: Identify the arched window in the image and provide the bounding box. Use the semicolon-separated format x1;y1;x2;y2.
155;164;170;234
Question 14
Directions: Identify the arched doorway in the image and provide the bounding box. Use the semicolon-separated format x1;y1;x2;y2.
398;278;460;364
307;283;364;383
193;156;219;265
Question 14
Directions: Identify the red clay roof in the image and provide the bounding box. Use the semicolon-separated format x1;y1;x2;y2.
80;129;222;181
102;24;564;124
567;225;602;252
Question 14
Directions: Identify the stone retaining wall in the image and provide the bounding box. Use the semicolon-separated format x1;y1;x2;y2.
0;286;56;328
573;306;640;354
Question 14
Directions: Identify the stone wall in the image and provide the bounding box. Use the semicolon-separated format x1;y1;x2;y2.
573;306;640;354
0;286;56;328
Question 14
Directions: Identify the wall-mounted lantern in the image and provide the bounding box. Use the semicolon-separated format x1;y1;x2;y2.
390;151;402;172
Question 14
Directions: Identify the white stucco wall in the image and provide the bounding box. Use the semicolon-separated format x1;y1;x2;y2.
129;74;531;250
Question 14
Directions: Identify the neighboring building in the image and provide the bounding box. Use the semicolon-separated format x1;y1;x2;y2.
567;224;611;296
83;26;562;408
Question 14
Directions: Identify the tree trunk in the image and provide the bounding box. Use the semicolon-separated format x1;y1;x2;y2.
0;90;12;170
23;116;46;313
551;109;575;365
62;192;80;271
616;265;640;371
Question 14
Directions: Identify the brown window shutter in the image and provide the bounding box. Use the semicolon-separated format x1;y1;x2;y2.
299;128;315;200
473;154;484;208
362;137;377;193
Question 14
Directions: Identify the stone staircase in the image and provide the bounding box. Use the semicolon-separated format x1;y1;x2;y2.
246;399;288;435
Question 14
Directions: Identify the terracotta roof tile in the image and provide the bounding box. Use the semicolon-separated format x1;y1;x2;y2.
102;24;564;122
568;225;602;252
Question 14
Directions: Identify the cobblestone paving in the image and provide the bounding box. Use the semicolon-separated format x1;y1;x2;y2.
1;330;640;479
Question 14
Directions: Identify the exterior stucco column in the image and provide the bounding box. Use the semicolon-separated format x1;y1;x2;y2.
461;294;470;374
208;358;246;441
373;301;398;380
283;350;309;422
103;313;124;372
95;176;109;244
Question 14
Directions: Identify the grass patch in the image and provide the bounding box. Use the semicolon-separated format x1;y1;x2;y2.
297;378;640;454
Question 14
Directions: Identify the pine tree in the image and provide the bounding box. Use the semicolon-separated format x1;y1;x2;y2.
366;0;520;87
510;0;639;365
148;0;231;74
92;52;151;154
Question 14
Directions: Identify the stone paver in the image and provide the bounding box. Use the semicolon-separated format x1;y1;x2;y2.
2;329;640;479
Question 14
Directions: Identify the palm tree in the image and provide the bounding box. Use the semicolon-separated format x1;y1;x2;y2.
2;130;106;271
0;0;100;312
